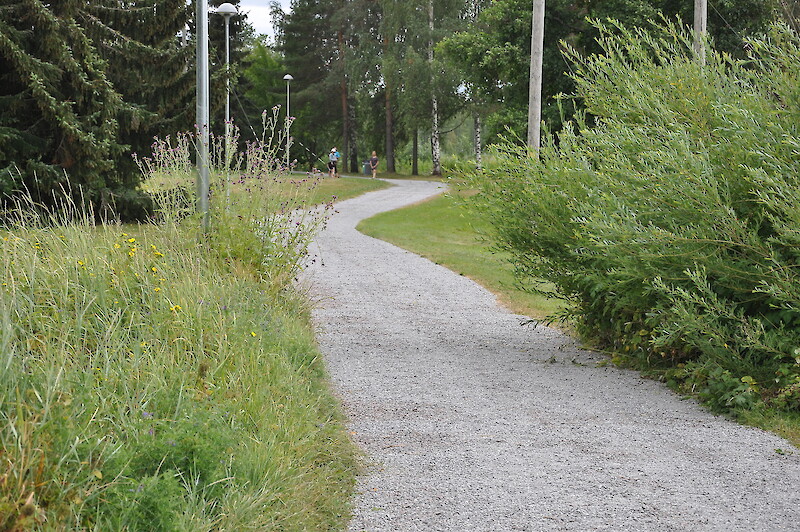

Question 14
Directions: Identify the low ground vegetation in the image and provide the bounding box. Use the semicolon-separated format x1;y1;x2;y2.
0;129;360;529
463;21;800;433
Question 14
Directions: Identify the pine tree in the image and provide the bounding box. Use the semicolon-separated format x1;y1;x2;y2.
0;0;126;209
82;0;195;207
275;0;342;168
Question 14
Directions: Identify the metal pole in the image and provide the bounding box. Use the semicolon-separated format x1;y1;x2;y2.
527;0;545;152
223;14;231;205
224;15;230;146
284;74;293;170
286;81;290;169
196;0;210;229
694;0;707;64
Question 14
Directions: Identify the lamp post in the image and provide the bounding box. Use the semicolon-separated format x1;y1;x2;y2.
283;73;293;171
215;2;237;205
196;0;210;229
215;3;237;147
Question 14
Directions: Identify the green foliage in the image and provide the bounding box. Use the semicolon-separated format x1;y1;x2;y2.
244;39;285;113
0;130;356;529
274;0;343;167
0;0;126;203
85;0;195;185
0;0;201;218
439;0;777;142
465;21;800;414
439;0;577;138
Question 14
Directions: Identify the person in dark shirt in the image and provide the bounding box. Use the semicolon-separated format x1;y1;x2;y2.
369;151;378;178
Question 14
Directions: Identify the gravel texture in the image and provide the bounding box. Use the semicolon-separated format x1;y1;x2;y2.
302;178;800;532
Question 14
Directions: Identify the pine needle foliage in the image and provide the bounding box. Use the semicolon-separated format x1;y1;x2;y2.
466;20;800;414
0;0;125;202
0;0;195;219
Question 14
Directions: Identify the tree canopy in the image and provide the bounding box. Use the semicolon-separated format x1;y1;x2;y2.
0;0;788;206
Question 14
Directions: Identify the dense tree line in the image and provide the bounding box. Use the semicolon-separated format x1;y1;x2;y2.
0;0;788;212
266;0;779;174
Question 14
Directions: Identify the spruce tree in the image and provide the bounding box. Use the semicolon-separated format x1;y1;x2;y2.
82;0;195;194
275;0;342;168
0;0;125;208
0;0;199;217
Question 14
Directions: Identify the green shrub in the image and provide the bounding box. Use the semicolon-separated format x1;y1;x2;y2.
465;20;800;413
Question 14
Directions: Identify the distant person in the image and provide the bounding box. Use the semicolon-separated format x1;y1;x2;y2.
328;147;339;178
369;151;378;178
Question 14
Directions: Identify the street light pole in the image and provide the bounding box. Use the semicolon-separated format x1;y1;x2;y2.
196;0;210;229
283;74;293;171
215;3;237;205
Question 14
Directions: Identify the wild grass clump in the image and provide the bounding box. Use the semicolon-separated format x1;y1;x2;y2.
465;20;800;416
0;118;355;530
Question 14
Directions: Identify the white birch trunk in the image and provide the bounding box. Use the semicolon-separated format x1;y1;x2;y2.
474;113;482;171
429;0;441;176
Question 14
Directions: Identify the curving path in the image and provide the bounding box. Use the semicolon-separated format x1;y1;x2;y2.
302;179;800;532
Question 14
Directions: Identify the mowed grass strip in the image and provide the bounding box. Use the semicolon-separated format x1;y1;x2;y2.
357;190;566;321
307;175;390;204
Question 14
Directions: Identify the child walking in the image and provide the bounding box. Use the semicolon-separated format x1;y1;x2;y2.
369;151;378;178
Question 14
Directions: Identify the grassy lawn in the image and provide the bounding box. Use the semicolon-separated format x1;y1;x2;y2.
309;175;390;203
357;190;566;321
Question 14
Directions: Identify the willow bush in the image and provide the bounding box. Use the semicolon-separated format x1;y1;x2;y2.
466;21;800;413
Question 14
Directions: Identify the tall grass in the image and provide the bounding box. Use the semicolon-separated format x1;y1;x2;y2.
0;119;357;530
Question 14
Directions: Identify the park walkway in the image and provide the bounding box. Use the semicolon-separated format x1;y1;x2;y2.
302;179;800;532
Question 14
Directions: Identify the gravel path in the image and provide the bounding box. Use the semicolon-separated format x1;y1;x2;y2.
303;179;800;532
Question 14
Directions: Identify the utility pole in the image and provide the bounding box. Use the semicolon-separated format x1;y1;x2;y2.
694;0;707;64
527;0;545;152
196;0;210;230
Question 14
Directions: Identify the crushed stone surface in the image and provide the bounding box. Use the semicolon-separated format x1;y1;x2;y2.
302;179;800;532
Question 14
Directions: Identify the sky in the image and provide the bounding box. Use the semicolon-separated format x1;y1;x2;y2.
237;0;291;39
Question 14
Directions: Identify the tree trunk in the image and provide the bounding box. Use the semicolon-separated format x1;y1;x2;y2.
339;30;350;174
412;129;419;176
348;97;358;172
385;82;396;173
429;0;441;176
474;112;482;171
383;35;396;173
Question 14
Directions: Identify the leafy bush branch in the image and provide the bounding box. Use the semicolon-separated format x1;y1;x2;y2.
465;20;800;414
